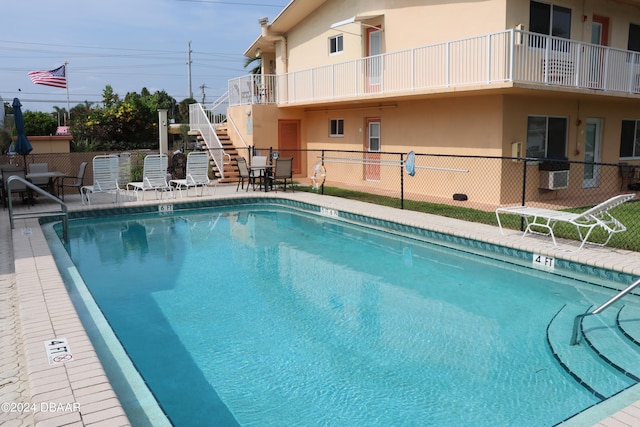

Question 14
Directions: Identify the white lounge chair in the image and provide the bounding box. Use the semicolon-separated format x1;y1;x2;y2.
495;194;636;249
81;155;121;205
126;154;173;201
169;151;214;197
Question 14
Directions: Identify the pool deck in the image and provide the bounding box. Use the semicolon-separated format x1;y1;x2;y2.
2;183;640;426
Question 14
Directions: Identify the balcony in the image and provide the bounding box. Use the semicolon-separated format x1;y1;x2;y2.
228;29;640;107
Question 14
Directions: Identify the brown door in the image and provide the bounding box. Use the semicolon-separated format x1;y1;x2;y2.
278;119;301;173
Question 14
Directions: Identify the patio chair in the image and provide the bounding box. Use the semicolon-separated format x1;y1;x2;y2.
57;161;88;200
28;163;51;190
495;193;636;250
81;155;121;205
1;166;29;209
126;153;174;201
271;157;294;192
250;155;268;190
170;151;214;197
236;157;251;192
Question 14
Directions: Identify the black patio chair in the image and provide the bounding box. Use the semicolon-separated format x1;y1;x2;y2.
58;161;88;200
271;157;294;192
236;157;252;192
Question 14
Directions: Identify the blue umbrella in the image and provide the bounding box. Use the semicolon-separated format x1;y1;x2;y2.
12;98;32;168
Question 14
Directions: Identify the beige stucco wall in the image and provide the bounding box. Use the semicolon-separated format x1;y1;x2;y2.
284;0;511;73
237;0;640;205
275;0;640;75
232;90;640;206
12;136;72;154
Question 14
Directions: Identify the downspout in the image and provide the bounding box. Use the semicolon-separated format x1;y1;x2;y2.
259;17;288;73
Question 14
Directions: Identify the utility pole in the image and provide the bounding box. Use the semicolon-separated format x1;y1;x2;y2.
200;84;207;104
187;41;193;99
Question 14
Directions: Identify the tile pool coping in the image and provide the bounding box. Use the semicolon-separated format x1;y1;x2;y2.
6;188;640;426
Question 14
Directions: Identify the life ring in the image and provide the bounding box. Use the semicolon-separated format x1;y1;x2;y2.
406;151;416;176
310;162;326;190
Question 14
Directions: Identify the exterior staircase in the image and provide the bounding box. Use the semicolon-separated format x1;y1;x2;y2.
192;126;241;184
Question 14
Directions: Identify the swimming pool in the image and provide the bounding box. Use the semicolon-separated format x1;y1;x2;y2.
48;201;640;426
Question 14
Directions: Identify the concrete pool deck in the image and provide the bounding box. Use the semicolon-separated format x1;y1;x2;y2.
1;184;640;426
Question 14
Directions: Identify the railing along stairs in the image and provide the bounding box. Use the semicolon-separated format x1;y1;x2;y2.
189;100;231;179
571;278;640;345
7;176;69;243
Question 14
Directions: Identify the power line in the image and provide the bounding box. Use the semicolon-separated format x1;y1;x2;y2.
175;0;285;6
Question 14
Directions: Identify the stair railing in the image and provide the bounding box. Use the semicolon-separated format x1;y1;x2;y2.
570;278;640;345
227;113;248;148
7;175;69;243
206;91;229;128
189;103;227;179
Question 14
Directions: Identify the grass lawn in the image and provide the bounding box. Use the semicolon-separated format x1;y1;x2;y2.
301;185;640;252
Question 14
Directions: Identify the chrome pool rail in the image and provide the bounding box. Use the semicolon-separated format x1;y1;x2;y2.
7;175;69;242
570;278;640;345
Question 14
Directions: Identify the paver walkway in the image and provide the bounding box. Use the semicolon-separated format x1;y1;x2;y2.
0;211;33;427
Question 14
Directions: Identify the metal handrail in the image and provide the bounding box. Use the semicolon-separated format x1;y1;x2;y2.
7;176;69;242
189;103;227;179
570;278;640;345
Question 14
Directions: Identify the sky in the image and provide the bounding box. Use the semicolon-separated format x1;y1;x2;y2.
1;0;290;114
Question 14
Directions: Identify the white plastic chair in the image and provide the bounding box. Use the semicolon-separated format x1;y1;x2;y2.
81;155;120;205
496;194;636;249
170;151;215;197
126;154;173;201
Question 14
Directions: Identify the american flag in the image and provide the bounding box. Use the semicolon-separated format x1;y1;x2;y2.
28;65;67;89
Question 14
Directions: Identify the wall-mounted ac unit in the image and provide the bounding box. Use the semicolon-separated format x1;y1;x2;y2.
539;170;569;190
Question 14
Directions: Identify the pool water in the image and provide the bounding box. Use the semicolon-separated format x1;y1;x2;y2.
61;206;640;426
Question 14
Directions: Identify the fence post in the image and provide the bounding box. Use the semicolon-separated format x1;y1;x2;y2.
521;158;528;231
321;150;325;195
400;153;405;209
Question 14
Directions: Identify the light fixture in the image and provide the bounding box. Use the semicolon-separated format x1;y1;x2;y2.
255;48;262;58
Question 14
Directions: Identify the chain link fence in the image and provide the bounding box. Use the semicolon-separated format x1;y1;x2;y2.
2;149;639;251
289;149;639;252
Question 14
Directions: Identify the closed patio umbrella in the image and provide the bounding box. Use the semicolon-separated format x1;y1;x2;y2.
12;98;32;168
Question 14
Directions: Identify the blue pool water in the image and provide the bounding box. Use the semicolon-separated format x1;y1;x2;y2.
58;205;640;426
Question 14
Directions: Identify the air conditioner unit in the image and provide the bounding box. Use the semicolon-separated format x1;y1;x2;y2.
539;170;569;190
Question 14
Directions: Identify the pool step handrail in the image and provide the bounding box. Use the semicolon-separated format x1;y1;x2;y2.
570;278;640;345
7;175;69;242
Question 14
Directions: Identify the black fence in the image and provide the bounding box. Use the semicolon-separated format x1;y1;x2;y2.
2;149;639;251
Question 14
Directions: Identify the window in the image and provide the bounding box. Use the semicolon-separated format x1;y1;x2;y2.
329;119;344;137
620;120;640;158
529;1;571;50
329;35;343;54
628;23;640;52
526;116;568;159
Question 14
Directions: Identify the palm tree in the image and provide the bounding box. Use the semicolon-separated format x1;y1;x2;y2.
243;56;262;75
52;105;68;126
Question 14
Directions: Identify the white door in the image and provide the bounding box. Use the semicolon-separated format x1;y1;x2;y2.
367;28;382;88
582;118;602;188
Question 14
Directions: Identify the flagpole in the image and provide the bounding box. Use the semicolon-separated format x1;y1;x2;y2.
64;61;70;125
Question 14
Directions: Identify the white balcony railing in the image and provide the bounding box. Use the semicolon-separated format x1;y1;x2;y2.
229;29;640;107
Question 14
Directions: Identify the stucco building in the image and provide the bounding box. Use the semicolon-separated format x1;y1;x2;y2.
195;0;640;206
